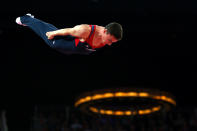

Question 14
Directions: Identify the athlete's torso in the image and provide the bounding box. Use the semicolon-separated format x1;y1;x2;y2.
76;25;105;49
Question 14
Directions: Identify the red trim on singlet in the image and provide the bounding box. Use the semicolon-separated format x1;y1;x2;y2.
75;25;96;48
75;39;80;47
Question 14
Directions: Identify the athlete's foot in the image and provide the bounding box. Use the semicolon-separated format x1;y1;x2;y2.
26;13;34;18
15;17;27;26
15;13;34;26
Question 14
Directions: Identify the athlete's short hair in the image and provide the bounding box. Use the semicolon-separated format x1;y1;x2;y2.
105;22;123;41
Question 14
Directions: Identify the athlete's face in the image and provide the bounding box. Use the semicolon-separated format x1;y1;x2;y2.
102;29;118;46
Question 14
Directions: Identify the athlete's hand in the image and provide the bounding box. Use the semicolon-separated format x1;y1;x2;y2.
46;32;55;40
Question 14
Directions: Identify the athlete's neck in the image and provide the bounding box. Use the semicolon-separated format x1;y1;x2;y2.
96;26;105;37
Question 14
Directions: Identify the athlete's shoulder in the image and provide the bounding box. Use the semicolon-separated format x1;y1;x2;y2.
75;24;91;31
78;24;90;27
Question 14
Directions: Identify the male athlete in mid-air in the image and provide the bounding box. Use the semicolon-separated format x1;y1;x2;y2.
16;13;123;55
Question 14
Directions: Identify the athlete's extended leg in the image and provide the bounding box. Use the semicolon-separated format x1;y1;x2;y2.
15;14;85;55
16;14;58;46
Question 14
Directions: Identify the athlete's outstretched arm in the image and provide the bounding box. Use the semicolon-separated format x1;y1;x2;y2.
46;24;90;40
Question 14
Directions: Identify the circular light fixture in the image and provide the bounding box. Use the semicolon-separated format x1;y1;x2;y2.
75;87;176;116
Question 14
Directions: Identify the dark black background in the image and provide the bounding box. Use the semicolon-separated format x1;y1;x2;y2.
0;0;197;129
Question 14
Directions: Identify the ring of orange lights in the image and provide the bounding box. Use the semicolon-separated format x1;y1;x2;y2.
75;87;176;116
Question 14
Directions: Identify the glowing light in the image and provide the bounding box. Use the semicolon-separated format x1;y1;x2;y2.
139;109;152;115
75;88;176;116
100;109;105;114
92;94;103;100
89;107;99;113
114;111;124;115
105;110;113;115
115;92;127;97
128;92;138;96
103;93;114;98
152;106;161;112
125;111;132;115
139;92;149;97
88;106;163;116
84;96;91;101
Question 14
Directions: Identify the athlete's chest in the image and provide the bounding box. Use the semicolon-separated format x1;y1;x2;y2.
91;33;104;48
78;35;103;47
78;27;104;48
